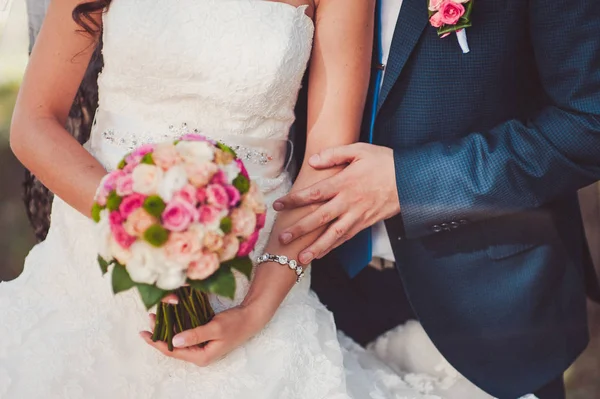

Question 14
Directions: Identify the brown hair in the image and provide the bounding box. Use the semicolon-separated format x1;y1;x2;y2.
72;0;112;35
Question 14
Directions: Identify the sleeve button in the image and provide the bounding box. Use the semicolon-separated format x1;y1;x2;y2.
432;225;443;233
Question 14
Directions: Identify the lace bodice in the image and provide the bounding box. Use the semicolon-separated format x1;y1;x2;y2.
98;0;314;140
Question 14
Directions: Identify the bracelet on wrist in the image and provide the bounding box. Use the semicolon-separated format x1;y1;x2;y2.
256;253;305;283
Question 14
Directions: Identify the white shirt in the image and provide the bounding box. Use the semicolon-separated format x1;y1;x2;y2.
372;0;403;262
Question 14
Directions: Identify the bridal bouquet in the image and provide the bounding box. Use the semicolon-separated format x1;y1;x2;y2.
92;134;266;350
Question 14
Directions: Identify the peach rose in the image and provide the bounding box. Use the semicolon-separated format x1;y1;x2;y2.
187;250;220;280
163;231;202;267
132;164;163;195
242;183;266;214
153;143;181;170
219;234;240;261
185;161;218;187
124;208;156;237
203;231;224;252
231;207;257;238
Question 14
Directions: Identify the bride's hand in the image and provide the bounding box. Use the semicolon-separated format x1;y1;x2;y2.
140;302;272;367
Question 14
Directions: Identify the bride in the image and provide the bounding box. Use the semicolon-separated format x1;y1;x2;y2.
2;0;443;398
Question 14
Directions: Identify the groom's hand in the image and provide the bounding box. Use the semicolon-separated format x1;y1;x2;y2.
274;143;400;263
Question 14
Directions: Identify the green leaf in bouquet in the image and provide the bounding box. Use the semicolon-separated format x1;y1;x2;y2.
217;142;237;158
143;196;167;218
141;153;155;165
98;255;111;275
188;267;236;299
220;217;232;234
91;203;104;223
111;264;135;294
144;224;170;247
232;174;250;195
225;256;253;280
106;191;123;211
117;159;127;170
137;284;167;310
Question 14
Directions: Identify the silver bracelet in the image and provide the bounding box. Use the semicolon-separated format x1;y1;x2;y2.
256;253;305;283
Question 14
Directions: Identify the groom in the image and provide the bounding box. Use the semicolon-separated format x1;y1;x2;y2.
281;0;600;398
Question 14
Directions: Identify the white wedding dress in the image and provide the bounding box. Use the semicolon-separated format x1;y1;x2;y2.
0;1;497;398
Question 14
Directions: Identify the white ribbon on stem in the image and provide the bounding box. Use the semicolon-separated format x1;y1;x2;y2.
456;29;470;54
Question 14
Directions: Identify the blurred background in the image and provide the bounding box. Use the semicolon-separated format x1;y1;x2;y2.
0;1;598;397
0;0;36;281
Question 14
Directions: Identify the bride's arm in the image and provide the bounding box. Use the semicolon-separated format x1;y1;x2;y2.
10;0;105;217
242;0;375;320
142;0;375;364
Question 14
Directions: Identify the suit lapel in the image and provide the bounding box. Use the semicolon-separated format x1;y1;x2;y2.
376;0;428;115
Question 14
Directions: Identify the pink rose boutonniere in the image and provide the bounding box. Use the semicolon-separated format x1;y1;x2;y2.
428;0;473;53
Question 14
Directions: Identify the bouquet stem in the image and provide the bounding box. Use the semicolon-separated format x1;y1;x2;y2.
151;287;214;351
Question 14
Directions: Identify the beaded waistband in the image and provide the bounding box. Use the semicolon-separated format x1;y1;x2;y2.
89;109;292;180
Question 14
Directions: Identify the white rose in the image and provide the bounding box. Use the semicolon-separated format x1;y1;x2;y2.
156;269;187;291
96;209;113;262
126;241;163;285
175;141;214;164
109;237;133;265
157;165;188;202
131;164;163;195
223;161;241;184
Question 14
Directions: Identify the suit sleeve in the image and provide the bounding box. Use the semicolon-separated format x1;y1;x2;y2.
393;0;600;239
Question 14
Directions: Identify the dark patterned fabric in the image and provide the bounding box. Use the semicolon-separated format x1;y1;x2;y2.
370;0;600;397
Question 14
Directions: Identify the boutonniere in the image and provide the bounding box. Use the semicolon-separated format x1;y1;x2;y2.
428;0;473;54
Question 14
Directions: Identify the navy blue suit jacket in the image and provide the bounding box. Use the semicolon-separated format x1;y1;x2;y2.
366;0;600;397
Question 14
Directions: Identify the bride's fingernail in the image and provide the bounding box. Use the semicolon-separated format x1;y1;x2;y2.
273;201;284;211
299;252;313;264
309;154;320;164
167;298;178;305
280;233;292;244
172;336;185;348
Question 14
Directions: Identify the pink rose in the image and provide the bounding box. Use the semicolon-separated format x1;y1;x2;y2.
119;193;146;219
242;183;266;214
116;174;134;196
237;231;259;257
231;207;257;238
187;250;220;280
198;205;222;227
163;231;202;266
203;231;224;252
219;234;240;262
153;143;181;170
173;184;197;206
236;159;249;180
196;188;208;204
162;197;199;232
185;161;218;187
123;162;137;174
224;185;241;207
112;224;136;249
95;186;110;207
109;211;124;229
181;133;213;143
206;184;230;210
124;208;156;237
256;212;266;230
126;144;155;164
430;0;465;27
210;169;228;186
101;170;123;193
